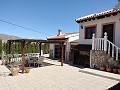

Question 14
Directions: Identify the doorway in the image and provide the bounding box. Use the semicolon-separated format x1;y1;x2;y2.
102;23;114;43
54;45;65;59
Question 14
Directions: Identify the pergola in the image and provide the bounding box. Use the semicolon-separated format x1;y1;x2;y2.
7;39;66;73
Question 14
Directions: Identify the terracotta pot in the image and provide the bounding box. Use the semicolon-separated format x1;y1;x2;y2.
2;60;7;65
100;66;105;71
118;69;120;74
10;65;20;76
106;67;112;72
113;68;117;73
25;67;30;73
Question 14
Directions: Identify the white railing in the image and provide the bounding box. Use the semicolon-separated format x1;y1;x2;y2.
107;40;120;60
6;53;41;63
92;32;120;60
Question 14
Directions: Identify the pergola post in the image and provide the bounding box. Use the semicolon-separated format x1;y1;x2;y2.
21;41;25;73
73;50;74;64
39;43;42;55
61;42;64;66
8;41;11;63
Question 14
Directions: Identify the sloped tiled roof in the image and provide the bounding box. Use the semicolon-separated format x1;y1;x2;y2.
47;32;79;40
76;8;120;23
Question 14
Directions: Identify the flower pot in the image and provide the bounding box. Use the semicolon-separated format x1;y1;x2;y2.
100;66;105;71
113;68;117;73
10;65;20;76
106;67;112;72
2;60;7;65
25;67;30;73
118;69;120;74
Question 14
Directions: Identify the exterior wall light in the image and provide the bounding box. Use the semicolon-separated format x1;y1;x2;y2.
81;25;83;29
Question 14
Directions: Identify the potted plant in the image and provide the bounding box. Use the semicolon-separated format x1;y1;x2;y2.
106;65;112;72
118;69;120;74
115;61;120;74
2;59;7;65
24;67;30;73
100;64;105;71
117;65;120;74
112;66;118;73
10;65;20;76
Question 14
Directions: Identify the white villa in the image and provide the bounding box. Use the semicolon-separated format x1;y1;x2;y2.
76;2;120;46
73;1;120;67
47;29;79;61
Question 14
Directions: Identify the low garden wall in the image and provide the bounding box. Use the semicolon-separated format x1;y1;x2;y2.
90;50;115;69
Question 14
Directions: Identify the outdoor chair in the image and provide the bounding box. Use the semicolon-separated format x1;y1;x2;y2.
36;56;44;67
25;56;36;67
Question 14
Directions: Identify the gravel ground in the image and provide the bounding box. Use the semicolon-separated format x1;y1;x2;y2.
0;56;120;90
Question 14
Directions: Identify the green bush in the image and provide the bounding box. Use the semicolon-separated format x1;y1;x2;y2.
0;39;2;59
2;42;50;55
42;43;50;54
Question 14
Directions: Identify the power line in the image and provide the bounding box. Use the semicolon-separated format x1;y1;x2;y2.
0;19;52;36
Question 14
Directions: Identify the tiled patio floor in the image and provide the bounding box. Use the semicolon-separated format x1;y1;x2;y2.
0;57;120;90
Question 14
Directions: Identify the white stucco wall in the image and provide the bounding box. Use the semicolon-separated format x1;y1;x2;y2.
115;13;120;47
79;13;120;47
65;35;79;60
66;35;79;51
49;44;55;58
49;34;79;61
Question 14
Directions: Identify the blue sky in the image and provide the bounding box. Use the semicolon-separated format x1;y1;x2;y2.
0;0;118;39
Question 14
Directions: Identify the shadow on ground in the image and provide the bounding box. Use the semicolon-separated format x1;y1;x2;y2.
46;57;61;61
64;60;86;69
22;62;55;69
42;62;55;67
108;83;120;90
46;57;86;69
6;61;55;71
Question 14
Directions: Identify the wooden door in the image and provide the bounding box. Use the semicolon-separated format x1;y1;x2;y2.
103;24;114;42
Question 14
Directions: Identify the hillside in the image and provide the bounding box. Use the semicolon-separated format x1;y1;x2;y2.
0;34;21;42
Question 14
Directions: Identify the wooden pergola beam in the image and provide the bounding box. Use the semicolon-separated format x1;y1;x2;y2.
8;39;65;44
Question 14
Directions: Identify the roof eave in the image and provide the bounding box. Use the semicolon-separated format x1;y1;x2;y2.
76;9;120;23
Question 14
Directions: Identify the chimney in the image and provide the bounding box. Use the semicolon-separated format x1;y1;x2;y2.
57;29;62;36
114;0;120;9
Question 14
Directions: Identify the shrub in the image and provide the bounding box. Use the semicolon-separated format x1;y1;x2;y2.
0;39;2;59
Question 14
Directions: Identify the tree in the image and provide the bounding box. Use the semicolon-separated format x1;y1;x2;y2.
17;42;21;54
14;43;18;54
2;42;6;52
0;39;2;59
35;43;39;53
42;43;50;54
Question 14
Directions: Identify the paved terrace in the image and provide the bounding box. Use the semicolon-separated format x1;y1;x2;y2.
0;56;120;90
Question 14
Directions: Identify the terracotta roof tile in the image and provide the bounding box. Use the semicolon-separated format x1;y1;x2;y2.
76;8;120;23
47;32;79;40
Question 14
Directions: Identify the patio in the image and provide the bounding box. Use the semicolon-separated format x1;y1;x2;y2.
0;55;120;90
7;39;66;73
